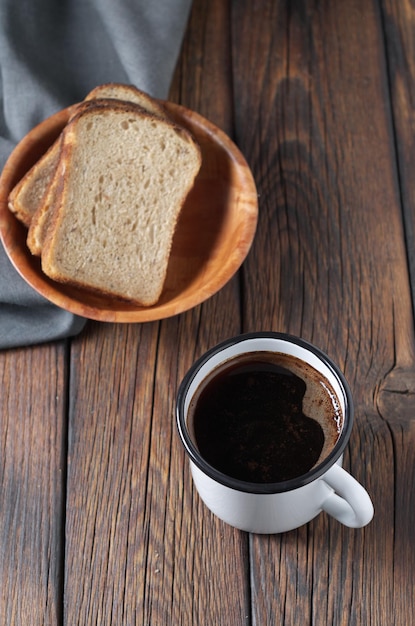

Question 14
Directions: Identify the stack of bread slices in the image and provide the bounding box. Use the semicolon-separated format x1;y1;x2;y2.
8;83;202;306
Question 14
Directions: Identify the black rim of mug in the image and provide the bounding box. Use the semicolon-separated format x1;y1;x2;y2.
176;331;354;494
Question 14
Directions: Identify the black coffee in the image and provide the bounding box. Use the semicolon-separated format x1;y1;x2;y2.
189;352;343;483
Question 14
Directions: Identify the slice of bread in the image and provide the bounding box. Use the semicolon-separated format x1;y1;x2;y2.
8;139;61;227
40;102;201;306
9;84;167;228
85;83;168;120
26;151;63;255
26;89;168;255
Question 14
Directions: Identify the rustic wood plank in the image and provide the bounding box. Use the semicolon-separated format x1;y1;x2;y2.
378;0;415;618
63;321;159;624
0;343;67;625
381;0;415;304
230;0;415;624
170;0;234;129
64;311;251;624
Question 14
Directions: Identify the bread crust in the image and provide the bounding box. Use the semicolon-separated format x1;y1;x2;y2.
26;140;63;256
85;82;169;120
40;101;201;305
8;138;61;226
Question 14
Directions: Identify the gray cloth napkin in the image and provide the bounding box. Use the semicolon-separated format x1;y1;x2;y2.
0;0;193;349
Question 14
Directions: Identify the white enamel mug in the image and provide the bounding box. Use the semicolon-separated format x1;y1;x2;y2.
176;332;374;534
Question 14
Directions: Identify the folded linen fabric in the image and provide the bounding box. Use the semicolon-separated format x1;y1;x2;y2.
0;0;193;349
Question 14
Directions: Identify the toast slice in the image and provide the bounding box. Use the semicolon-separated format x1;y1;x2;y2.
41;102;201;306
9;84;168;228
85;82;168;119
8;138;61;227
26;152;63;255
27;88;168;255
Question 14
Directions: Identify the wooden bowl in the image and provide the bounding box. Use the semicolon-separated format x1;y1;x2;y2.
0;102;258;322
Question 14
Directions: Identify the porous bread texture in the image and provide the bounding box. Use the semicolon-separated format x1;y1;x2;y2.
27;91;169;255
25;102;118;255
41;103;201;306
9;84;168;229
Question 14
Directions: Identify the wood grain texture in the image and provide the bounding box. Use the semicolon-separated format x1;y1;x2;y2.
378;0;415;618
381;0;415;305
64;312;250;625
230;0;415;624
0;344;67;625
63;322;159;624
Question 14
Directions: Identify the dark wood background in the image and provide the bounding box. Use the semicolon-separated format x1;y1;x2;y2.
1;0;415;623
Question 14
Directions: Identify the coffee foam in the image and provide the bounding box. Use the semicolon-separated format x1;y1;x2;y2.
279;354;343;467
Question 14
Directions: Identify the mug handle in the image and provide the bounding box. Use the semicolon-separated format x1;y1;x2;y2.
321;463;374;528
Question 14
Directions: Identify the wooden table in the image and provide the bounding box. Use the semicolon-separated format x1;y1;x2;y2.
1;0;415;623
